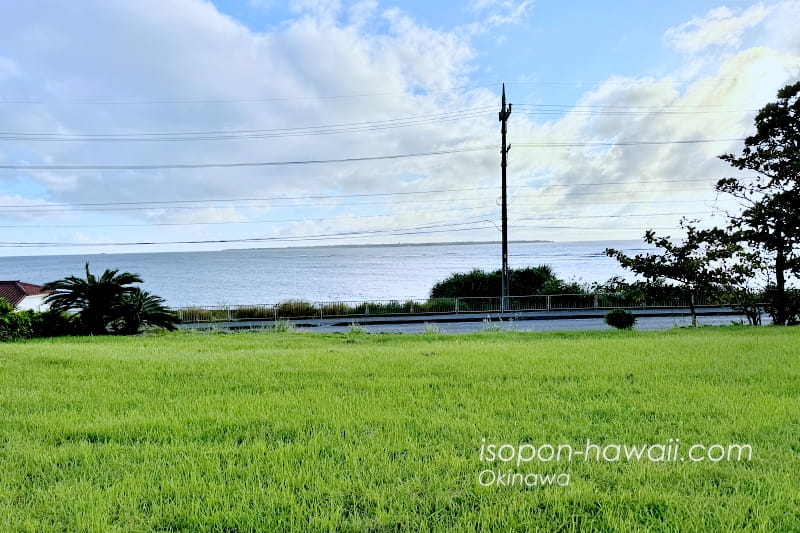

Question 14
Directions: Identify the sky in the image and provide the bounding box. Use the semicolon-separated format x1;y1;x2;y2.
0;0;798;256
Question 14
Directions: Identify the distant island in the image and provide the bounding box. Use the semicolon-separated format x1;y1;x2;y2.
233;240;552;252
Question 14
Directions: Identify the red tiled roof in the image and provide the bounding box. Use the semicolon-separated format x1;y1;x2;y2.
0;281;50;307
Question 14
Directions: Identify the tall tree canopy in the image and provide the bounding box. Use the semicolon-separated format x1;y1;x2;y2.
717;81;800;325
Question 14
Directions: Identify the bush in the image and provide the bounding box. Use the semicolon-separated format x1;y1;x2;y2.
231;306;273;320
605;308;637;330
0;309;33;341
430;266;587;298
319;302;351;317
764;287;800;326
30;310;78;338
415;298;457;313
275;300;317;318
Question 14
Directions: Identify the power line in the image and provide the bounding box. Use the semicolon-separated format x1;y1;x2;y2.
515;138;744;148
0;209;712;229
4;104;750;138
0;145;495;170
0;197;496;214
520;177;749;188
0;178;730;210
512;224;686;230
0;187;721;214
0;106;756;142
0;86;490;105
0;138;746;170
0;76;754;105
0;220;497;247
514;103;754;110
517;211;715;222
1;214;717;247
0;185;498;209
0;206;498;228
533;198;717;205
0;108;496;142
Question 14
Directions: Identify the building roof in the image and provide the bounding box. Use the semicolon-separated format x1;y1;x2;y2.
0;281;50;307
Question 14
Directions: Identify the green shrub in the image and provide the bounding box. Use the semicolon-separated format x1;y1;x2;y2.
417;298;458;313
0;309;33;341
30;310;78;338
0;298;80;340
605;308;637;330
231;306;273;320
430;266;587;298
179;307;216;322
275;300;317;318
319;302;351;317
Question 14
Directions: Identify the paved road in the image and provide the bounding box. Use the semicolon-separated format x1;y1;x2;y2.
180;307;764;333
311;313;758;333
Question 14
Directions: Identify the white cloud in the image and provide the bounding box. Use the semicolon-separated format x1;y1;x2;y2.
0;0;798;252
503;38;800;241
469;0;532;26
664;3;771;54
289;0;343;20
0;0;501;250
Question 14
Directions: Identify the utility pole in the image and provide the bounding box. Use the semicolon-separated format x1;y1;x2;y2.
499;83;512;312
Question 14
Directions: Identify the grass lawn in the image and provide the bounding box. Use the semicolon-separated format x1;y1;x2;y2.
1;327;799;532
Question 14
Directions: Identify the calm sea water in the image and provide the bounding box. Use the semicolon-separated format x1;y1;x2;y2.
0;240;648;307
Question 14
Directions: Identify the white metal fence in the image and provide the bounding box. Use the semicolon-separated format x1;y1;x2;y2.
176;293;717;323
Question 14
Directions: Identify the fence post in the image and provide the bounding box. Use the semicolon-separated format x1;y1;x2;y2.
455;298;460;314
594;294;598;310
546;295;551;311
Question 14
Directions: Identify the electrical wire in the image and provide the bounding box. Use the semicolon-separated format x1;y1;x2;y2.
0;209;718;229
0;104;757;142
0;220;498;247
0;145;496;170
0;76;754;105
0;138;746;171
515;139;744;147
0;177;725;210
0;108;496;142
0;206;498;229
0;187;721;214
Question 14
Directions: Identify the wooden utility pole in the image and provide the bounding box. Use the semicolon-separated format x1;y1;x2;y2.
499;83;512;312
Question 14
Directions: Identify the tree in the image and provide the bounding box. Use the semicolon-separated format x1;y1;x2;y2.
43;263;143;335
605;220;733;326
717;81;800;325
111;288;179;335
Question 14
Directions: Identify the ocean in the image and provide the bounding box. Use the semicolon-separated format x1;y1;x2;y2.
0;240;649;307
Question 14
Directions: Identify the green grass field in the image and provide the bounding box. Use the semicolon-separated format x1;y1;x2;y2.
1;327;799;532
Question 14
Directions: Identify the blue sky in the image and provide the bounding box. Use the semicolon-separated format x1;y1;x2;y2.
0;0;798;256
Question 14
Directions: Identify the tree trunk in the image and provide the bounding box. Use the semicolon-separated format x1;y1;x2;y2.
774;225;787;325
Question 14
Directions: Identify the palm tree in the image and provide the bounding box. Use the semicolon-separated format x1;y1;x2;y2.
43;263;143;335
112;288;179;334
